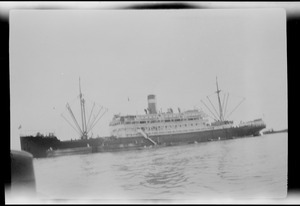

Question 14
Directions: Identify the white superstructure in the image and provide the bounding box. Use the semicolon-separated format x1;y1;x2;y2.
109;109;212;138
109;78;266;139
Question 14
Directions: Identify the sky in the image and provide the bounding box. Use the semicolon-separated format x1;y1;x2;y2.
10;9;287;150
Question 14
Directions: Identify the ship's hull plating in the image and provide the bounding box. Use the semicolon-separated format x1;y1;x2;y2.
21;125;265;158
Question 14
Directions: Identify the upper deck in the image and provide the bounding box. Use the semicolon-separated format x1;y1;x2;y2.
109;109;207;126
109;109;212;138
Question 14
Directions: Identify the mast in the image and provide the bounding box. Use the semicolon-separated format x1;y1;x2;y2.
216;76;224;121
79;77;87;139
200;77;245;123
61;78;108;140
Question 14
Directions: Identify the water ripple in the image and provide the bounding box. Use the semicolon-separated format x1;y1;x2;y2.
33;133;287;200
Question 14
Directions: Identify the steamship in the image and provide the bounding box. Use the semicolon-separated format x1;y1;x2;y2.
20;78;266;158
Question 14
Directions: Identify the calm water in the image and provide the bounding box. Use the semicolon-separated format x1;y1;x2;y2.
33;133;287;203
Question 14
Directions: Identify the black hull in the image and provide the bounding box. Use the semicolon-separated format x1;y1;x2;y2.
20;125;265;158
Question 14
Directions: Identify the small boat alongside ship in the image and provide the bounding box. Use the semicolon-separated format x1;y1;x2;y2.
20;78;266;158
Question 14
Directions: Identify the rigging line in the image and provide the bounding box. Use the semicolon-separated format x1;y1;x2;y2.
215;76;223;120
216;91;224;121
201;100;218;120
78;93;99;133
80;99;84;134
88;111;105;134
88;108;108;133
67;105;83;135
201;100;218;121
82;98;88;133
86;102;96;130
88;105;103;130
61;114;81;136
226;91;244;100
221;92;226;114
206;96;220;120
206;91;217;98
66;103;83;134
200;110;215;121
66;104;78;129
224;93;230;118
226;98;245;119
67;95;80;107
87;106;103;132
222;92;227;118
79;77;85;134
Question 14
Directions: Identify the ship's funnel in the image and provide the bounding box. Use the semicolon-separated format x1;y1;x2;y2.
147;94;157;114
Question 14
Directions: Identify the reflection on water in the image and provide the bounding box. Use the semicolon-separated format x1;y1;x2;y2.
32;133;287;202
